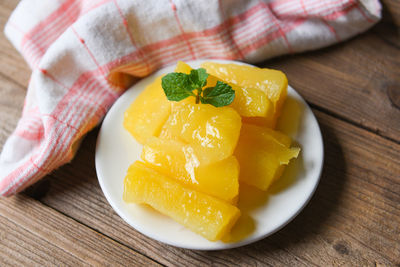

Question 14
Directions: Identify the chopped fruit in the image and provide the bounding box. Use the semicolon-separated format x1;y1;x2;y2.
201;62;288;128
123;76;171;144
174;61;192;74
229;83;271;118
234;124;300;190
159;102;241;164
141;137;239;203
240;123;292;147
124;161;241;241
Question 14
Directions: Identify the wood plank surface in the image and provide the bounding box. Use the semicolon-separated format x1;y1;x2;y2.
0;0;30;87
0;74;24;144
382;0;400;27
0;195;160;266
0;0;27;149
0;0;399;266
27;110;399;266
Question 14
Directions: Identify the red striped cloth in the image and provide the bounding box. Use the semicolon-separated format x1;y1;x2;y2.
1;0;380;196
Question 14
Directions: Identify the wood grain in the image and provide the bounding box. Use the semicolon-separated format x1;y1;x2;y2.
0;0;31;87
382;0;400;27
0;0;28;150
28;110;399;266
0;75;24;147
0;195;160;266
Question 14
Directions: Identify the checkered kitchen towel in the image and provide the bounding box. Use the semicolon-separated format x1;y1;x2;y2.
1;0;381;196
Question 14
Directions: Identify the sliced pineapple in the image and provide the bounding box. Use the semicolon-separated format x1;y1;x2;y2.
141;137;239;203
123;76;171;144
159;102;241;164
234;124;300;190
124;161;241;241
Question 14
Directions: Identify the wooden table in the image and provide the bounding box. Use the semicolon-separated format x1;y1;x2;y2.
1;1;399;266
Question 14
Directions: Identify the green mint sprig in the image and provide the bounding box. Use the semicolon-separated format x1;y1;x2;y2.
161;68;235;107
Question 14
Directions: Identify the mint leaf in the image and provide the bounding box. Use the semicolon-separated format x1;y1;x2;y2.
188;68;209;91
200;81;235;107
161;67;235;107
161;73;194;101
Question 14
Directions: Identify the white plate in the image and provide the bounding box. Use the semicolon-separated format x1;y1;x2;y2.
95;59;324;250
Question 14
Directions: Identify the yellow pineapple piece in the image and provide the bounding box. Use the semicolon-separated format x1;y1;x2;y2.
234;124;300;190
123;76;171;144
159;102;241;164
241;123;292;147
201;62;288;128
141;137;239;203
175;61;192;74
124;161;241;241
229;83;271;118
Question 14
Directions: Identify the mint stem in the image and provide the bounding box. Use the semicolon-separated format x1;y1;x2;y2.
195;92;200;104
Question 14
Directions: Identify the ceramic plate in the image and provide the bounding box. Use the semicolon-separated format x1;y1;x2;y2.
95;59;324;250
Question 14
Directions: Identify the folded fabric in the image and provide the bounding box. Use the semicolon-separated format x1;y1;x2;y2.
0;0;381;196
